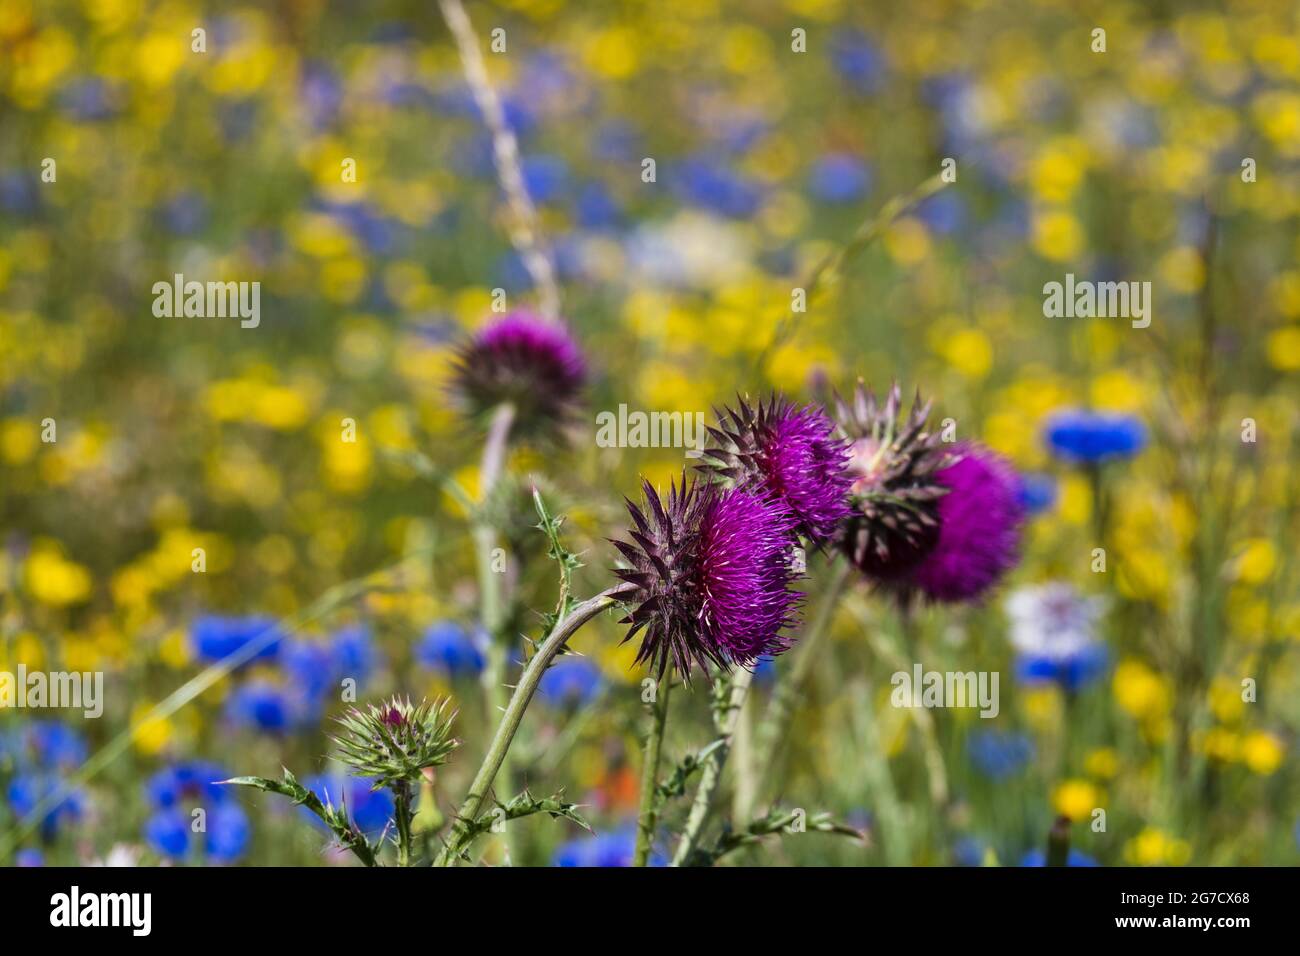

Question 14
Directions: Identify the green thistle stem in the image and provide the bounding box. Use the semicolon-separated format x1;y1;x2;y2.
748;560;852;812
475;401;515;860
633;673;674;866
671;666;754;867
394;780;415;867
436;590;617;866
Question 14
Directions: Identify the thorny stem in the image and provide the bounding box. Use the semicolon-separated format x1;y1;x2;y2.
475;402;516;859
748;560;852;811
671;666;754;867
633;673;674;866
436;591;618;866
437;0;561;321
394;780;415;867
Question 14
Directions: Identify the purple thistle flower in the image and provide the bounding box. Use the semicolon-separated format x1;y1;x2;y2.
611;476;802;681
835;382;952;578
699;395;852;547
904;442;1025;604
450;310;586;434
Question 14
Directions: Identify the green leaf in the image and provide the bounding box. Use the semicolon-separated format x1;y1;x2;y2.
455;788;592;854
219;769;379;867
655;739;726;806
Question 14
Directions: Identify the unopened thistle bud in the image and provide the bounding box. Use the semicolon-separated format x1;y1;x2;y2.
331;696;459;789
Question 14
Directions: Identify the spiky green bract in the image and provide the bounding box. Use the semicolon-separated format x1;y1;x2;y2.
834;381;953;579
697;394;852;547
331;696;459;790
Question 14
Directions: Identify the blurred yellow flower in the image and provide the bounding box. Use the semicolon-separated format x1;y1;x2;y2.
1031;209;1084;261
1233;538;1277;584
1;417;37;465
937;327;994;380
1125;827;1191;866
1053;779;1101;821
1084;747;1119;779
1114;659;1172;721
1266;326;1300;371
25;544;93;607
884;218;931;265
1158;247;1206;294
131;703;173;756
1241;731;1284;775
1209;675;1247;724
1030;139;1088;203
581;27;639;79
1200;726;1240;762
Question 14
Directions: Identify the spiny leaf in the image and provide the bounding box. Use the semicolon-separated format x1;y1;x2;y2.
655;739;726;805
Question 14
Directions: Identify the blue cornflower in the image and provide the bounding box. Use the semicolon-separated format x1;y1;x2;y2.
144;804;250;863
191;615;283;664
752;657;778;686
415;622;486;677
1016;643;1110;693
0;171;41;216
303;774;394;837
1044;410;1147;465
300;60;343;129
521;154;570;204
159;192;209;236
330;625;378;685
967;730;1035;780
59;77;118;121
7;773;84;841
143;761;249;862
552;824;659;867
15;848;43;867
145;761;229;809
575;181;622;230
916;190;967;235
809;153;871;204
673;156;764;219
831;30;888;94
1007;584;1110;693
225;680;299;733
1021;848;1098;867
25;720;88;769
953;836;987;866
1017;472;1058;515
537;657;604;707
282;639;337;700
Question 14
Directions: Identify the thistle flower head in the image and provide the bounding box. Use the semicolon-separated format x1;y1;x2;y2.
450;310;586;434
332;696;459;789
698;394;852;547
610;476;801;681
904;442;1025;604
834;382;952;578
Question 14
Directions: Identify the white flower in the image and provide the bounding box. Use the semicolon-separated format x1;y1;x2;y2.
1005;582;1106;662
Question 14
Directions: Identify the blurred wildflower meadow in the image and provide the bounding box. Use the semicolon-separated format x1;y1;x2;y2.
2;0;1299;867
